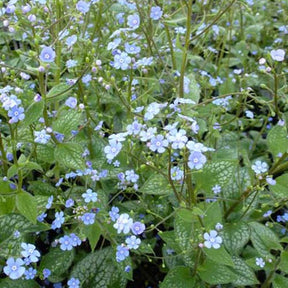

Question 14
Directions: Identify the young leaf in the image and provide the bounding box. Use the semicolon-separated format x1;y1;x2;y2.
140;174;173;195
160;266;196;288
21;100;44;127
16;192;38;224
83;222;101;251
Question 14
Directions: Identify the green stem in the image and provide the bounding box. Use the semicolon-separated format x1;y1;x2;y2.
274;71;279;116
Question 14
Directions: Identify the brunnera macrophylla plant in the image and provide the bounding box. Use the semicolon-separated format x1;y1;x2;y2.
0;0;288;287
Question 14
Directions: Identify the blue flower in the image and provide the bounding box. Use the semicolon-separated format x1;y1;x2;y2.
116;245;129;262
149;134;168;153
43;268;51;279
270;49;285;62
65;198;74;208
39;46;56;63
167;129;188;149
51;211;65;230
21;243;41;263
82;74;92;85
34;129;51;144
170;166;184;181
126;120;143;135
188;151;207;170
8;106;25;123
81;212;95;225
70;233;82;247
113;52;131;70
125;170;139;183
46;195;53;209
66;35;77;47
150;6;163;20
113;213;133;234
131;222;145;235
203;230;222;249
66;59;78;69
82;188;98;203
109;206;120;222
3;257;26;280
65;97;77;109
24;267;37;280
107;38;121;51
251;160;268;174
212;184;221;194
68;277;80;288
76;1;90;13
124;43;141;54
125;235;141;249
37;212;47;222
59;235;73;251
127;14;140;29
104;140;122;160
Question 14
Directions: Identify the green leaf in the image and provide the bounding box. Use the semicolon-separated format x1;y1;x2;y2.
198;259;238;284
71;247;126;288
140;174;173;195
39;248;74;282
231;256;259;286
273;274;288;288
21;100;44;127
36;144;55;164
270;173;288;199
46;83;70;102
267;125;288;157
0;195;15;215
16;192;38;224
223;222;250;254
185;73;200;104
52;109;82;137
28;180;58;196
279;250;288;273
160;266;196;288
250;222;282;257
203;246;234;267
83;221;101;251
0;278;40;288
54;142;85;170
202;202;222;229
195;160;236;192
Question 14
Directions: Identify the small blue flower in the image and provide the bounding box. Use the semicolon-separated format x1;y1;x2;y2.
149;134;168;153
8;106;25;123
39;46;56;63
65;198;74;208
70;233;82;247
270;49;285;62
24;267;37;280
188;151;207;170
113;213;133;234
125;170;139;183
116;245;129;262
81;212;95;225
3;257;26;280
37;212;47;222
82;188;98;203
113;52;131;70
34;129;51;144
65;97;77;109
127;14;140;29
21;243;41;263
109;206;120;222
66;35;77;47
66;59;78;69
203;230;222;249
104;140;122;160
170;166;184;181
251;161;268;175
150;6;163;20
124;43;141;54
43;268;51;279
125;235;141;249
67;277;80;288
59;235;73;251
131;222;145;235
76;1;90;13
46;195;53;209
51;211;65;230
82;74;92;85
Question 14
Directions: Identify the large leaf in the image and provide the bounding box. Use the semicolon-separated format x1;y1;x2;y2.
160;266;196;288
83;221;101;251
250;222;282;257
16;192;38;224
273;274;288;288
202;201;222;229
21;100;44;127
231;256;259;286
39;248;74;282
267;125;288;157
195;160;236;192
198;259;238;284
203;246;234;267
270;173;288;199
52;109;82;137
279;250;288;274
54;142;85;170
46;83;71;102
71;247;126;288
36;144;55;164
0;279;40;288
140;174;173;195
223;221;250;254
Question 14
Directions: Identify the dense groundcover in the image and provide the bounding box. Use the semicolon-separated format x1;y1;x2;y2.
0;0;288;287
